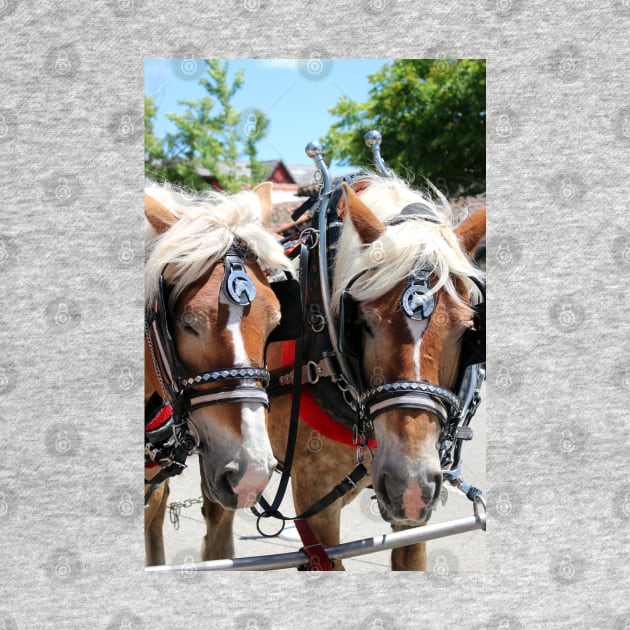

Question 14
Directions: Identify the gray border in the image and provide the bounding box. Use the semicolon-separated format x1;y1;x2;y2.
1;2;629;628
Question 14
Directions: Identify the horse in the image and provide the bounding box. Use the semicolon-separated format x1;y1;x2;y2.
143;181;295;565
264;174;486;571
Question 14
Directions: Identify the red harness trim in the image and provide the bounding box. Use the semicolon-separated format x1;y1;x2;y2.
280;341;377;449
145;403;172;432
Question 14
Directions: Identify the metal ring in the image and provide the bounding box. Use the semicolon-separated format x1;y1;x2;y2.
299;227;320;249
255;511;287;538
306;361;320;384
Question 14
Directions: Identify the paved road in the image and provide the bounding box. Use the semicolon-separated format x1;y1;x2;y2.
157;383;486;573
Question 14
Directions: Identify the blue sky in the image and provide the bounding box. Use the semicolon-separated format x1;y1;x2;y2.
144;58;391;171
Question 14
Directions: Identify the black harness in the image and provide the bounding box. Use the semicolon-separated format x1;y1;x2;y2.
267;174;486;481
144;244;297;501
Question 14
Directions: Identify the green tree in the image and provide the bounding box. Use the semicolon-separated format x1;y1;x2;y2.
144;95;164;175
323;59;486;196
144;60;269;193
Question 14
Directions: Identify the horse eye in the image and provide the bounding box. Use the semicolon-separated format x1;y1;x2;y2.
182;323;199;336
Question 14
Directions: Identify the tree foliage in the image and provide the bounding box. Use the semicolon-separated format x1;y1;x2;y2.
144;59;269;193
323;59;486;196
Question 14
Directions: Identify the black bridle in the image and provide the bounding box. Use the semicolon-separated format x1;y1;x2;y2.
144;245;272;497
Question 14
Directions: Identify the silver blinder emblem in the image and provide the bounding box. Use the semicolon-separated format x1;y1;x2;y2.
401;270;435;320
223;251;256;306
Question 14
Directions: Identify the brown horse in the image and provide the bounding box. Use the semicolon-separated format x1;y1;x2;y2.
265;176;486;571
144;182;294;565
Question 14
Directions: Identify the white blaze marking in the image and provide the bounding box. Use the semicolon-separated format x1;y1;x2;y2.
220;296;276;505
223;298;249;366
406;319;429;380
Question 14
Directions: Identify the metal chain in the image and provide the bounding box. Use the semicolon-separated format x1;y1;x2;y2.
167;496;203;531
144;315;172;408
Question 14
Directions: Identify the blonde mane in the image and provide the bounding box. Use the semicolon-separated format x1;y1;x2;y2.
145;181;293;307
331;175;483;313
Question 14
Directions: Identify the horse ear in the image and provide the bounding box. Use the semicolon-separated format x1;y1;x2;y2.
341;181;386;244
455;207;486;255
144;193;178;234
253;182;273;224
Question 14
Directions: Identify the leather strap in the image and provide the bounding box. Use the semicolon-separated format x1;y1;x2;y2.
295;518;334;571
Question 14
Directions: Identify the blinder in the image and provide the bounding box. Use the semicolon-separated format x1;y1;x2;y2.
458;275;486;374
267;273;303;343
222;247;257;306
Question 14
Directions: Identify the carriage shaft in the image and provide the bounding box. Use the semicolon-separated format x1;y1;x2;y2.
145;513;485;572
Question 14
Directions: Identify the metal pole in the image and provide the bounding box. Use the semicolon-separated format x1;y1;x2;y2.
145;513;485;572
304;141;357;395
364;130;392;177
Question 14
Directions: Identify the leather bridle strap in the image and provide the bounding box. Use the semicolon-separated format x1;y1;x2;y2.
361;380;460;425
187;386;269;411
